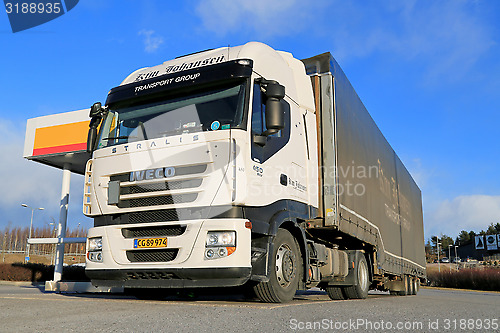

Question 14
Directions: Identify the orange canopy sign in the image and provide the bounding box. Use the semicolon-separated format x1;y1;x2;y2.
24;109;91;174
24;109;90;158
32;120;89;156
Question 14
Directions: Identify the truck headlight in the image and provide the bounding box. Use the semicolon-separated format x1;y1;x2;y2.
205;231;236;260
87;237;103;263
206;231;235;247
87;251;103;263
88;237;102;251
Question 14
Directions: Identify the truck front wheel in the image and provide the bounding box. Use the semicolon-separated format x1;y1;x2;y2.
253;229;302;303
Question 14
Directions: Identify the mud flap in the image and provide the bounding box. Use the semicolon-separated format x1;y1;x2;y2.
249;235;272;282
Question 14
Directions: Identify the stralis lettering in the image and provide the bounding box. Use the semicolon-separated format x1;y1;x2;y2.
130;167;175;182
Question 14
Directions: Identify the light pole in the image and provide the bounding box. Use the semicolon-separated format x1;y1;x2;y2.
437;242;441;272
49;222;57;265
76;223;81;259
448;244;452;271
22;204;44;263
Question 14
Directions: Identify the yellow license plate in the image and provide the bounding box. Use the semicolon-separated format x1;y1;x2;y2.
134;237;168;249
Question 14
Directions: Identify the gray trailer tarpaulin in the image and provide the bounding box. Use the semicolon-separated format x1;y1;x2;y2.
302;53;426;278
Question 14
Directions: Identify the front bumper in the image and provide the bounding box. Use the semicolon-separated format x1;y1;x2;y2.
85;218;252;288
87;267;251;288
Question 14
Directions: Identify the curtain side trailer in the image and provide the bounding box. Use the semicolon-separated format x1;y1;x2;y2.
301;53;426;299
83;42;426;303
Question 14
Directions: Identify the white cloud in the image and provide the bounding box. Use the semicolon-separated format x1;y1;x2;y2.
138;29;164;53
391;158;498;241
424;195;500;239
0;118;91;229
325;1;495;82
195;0;494;83
0;119;59;207
195;0;325;38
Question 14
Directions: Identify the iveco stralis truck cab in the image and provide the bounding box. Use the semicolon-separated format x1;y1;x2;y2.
84;42;318;301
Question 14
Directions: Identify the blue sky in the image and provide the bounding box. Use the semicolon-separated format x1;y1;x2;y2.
0;0;499;241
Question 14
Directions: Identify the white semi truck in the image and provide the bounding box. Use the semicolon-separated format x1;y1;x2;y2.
84;42;426;302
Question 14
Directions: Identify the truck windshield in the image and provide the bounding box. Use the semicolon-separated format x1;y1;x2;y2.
97;81;246;149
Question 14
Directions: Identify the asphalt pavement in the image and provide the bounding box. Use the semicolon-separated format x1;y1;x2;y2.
0;283;498;332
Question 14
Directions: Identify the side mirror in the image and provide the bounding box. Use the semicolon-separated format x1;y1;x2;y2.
89;102;103;118
87;127;98;153
87;102;106;153
264;81;285;134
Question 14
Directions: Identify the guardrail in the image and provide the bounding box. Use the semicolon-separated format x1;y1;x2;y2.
28;236;87;284
28;237;87;245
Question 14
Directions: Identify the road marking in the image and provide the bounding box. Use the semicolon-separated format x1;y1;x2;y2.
0;293;391;309
0;294;323;309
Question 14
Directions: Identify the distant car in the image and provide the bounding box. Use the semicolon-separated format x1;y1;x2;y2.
70;262;86;267
441;257;450;263
453;257;461;263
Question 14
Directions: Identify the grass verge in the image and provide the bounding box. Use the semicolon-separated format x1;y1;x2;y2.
427;268;500;291
0;263;89;282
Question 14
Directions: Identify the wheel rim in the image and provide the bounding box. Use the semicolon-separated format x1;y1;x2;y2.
358;260;369;292
275;243;296;288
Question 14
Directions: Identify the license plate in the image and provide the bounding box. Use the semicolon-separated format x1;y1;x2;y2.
134;237;168;249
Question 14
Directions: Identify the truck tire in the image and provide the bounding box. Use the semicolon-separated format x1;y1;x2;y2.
240;281;258;300
408;276;415;295
411;277;418;295
398;275;409;296
253;229;301;303
343;255;370;299
326;286;346;300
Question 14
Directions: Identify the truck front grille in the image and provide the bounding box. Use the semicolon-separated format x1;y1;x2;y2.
118;193;198;208
126;249;178;263
122;179;203;195
128;209;179;224
122;225;186;238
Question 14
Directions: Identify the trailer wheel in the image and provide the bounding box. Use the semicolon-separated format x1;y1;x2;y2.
411;277;418;295
408;276;415;295
398;275;409;296
343;255;370;299
253;229;301;303
326;286;346;300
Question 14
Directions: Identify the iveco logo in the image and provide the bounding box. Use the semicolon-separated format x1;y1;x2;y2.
129;167;175;182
